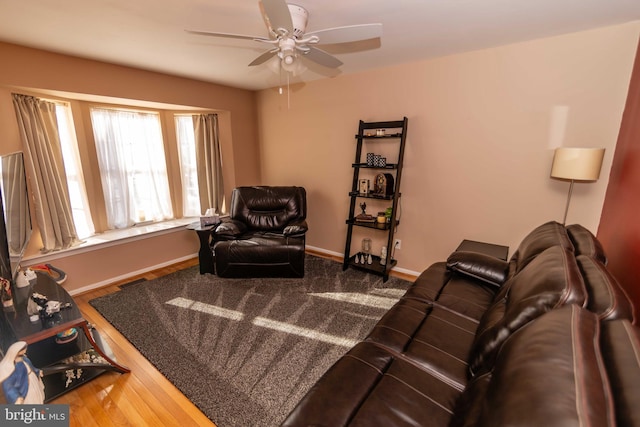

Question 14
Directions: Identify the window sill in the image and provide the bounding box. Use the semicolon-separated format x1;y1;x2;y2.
22;217;197;265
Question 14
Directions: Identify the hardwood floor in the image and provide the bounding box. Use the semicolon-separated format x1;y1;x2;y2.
4;252;415;426
57;257;215;427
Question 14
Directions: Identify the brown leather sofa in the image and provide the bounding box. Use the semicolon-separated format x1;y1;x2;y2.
212;186;308;278
282;221;640;426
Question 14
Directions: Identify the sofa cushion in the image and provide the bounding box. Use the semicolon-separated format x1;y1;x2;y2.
452;305;616;427
577;255;635;321
509;221;573;273
469;245;586;376
365;298;479;389
567;223;607;264
600;319;640;427
214;233;305;278
405;262;497;321
282;341;462;427
446;251;509;288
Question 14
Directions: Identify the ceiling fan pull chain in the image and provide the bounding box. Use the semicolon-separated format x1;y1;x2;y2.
287;72;290;110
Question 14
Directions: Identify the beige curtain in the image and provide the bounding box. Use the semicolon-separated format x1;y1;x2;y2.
12;94;80;252
1;153;31;255
194;114;225;214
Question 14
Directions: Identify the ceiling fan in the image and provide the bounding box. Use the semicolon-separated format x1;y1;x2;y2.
187;0;382;75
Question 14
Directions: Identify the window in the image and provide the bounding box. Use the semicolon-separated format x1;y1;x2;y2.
90;108;174;229
55;103;95;239
175;115;201;217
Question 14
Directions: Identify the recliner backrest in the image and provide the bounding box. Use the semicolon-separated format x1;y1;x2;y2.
567;223;608;264
451;305;616;427
469;245;586;376
577;254;635;322
508;221;573;276
230;186;306;231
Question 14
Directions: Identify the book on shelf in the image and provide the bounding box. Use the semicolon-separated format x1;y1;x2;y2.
354;214;376;223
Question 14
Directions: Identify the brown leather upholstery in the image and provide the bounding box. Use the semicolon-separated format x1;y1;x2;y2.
600;319;640;427
567;223;608;264
281;222;639;427
509;220;574;273
577;254;635;321
452;306;616;427
213;186;307;278
468;245;587;376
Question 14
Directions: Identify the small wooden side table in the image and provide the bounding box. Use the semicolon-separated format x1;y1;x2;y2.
187;222;216;274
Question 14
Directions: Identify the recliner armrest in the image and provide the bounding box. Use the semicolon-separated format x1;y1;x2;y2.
284;219;308;236
214;219;247;239
446;251;509;288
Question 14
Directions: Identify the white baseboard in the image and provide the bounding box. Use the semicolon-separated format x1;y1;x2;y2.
72;245;420;296
68;253;197;296
306;245;420;278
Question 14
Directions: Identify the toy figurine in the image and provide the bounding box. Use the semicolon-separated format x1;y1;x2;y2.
359;202;367;216
0;341;45;404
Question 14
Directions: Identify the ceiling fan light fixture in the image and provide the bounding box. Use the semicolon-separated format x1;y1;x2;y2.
280;54;306;75
280;55;297;72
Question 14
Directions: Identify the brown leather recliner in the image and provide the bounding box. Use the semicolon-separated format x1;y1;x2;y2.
212;186;308;278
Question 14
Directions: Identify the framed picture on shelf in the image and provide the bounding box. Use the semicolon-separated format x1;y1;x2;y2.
359;179;370;195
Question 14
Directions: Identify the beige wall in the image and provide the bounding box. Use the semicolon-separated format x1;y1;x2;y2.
257;22;640;275
0;22;638;290
0;41;260;292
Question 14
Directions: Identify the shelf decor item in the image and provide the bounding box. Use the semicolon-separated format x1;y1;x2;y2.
359;179;370;195
373;173;394;197
366;153;375;166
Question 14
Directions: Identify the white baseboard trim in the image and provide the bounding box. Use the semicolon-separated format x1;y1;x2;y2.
306;245;420;278
72;245;419;296
68;253;198;296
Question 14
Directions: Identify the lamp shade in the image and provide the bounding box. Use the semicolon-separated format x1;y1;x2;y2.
550;148;605;181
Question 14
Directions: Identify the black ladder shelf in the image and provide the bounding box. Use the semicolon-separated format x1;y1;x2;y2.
342;117;408;281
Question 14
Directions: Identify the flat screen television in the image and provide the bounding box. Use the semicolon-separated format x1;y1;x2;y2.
0;152;32;283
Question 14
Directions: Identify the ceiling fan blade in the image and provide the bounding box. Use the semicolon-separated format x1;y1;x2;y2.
258;1;274;35
306;23;383;44
186;29;269;42
259;0;293;35
304;46;343;68
249;50;278;66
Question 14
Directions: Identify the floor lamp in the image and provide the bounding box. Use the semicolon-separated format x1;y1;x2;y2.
550;147;605;225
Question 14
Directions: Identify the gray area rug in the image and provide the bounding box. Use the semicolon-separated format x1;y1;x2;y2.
89;255;412;427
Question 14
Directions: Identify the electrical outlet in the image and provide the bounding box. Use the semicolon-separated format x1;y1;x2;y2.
394;239;401;250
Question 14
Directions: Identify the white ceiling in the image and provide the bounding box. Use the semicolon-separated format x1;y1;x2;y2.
1;0;639;91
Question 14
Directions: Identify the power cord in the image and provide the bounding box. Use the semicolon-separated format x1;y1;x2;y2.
391;239;400;261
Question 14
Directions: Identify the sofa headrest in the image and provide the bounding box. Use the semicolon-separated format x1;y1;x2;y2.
469;246;586;376
600;319;640;427
567;224;608;264
230;186;306;231
510;221;573;273
577;255;635;322
451;305;616;427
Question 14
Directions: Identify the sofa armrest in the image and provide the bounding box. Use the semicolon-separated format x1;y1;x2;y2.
213;219;247;239
446;251;509;288
283;219;308;236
